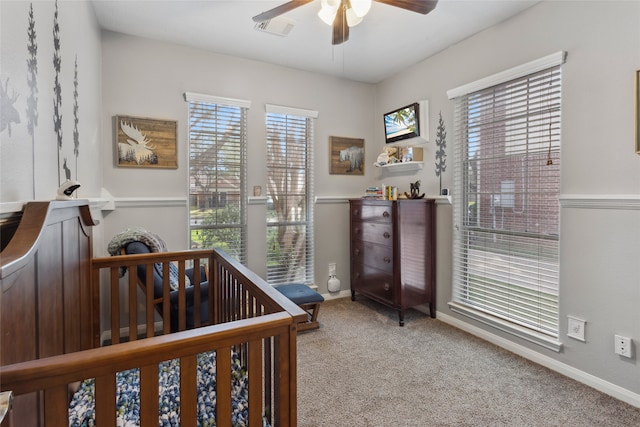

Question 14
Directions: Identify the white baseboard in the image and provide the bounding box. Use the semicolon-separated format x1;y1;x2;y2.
320;289;352;300
437;311;640;408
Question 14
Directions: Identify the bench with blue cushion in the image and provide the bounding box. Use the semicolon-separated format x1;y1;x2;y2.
274;283;324;332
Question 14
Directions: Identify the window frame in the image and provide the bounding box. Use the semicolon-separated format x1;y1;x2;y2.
185;92;250;264
264;104;318;286
447;53;566;352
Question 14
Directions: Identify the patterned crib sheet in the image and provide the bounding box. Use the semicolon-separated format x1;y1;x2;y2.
68;351;264;427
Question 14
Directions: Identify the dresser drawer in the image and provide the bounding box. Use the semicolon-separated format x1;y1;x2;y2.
352;221;393;246
351;240;393;273
351;203;393;223
351;263;394;305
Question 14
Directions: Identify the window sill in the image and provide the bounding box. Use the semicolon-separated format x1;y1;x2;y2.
448;301;562;352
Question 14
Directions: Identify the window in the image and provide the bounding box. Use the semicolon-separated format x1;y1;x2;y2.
265;104;318;285
447;52;565;350
185;92;250;264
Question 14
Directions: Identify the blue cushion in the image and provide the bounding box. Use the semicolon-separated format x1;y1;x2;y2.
275;283;324;305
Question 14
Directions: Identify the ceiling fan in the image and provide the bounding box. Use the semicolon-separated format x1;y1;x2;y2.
252;0;438;45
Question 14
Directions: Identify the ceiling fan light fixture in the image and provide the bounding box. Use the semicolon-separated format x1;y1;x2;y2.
319;0;370;27
318;2;338;26
346;8;363;27
350;0;372;18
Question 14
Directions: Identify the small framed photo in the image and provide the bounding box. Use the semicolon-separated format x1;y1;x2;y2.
329;136;365;175
115;115;178;168
636;70;640;154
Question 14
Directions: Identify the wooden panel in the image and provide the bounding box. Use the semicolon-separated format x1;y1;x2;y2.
351;262;394;305
37;222;65;358
0;201;96;426
351;240;393;273
354;221;393;246
0;260;37;366
350;201;392;223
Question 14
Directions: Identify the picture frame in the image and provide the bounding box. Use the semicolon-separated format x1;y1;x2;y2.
636;70;640;154
329;136;365;175
114;115;178;168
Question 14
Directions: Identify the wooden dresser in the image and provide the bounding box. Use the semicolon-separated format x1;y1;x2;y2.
349;198;436;325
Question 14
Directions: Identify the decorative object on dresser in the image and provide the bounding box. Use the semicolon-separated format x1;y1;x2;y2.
404;179;425;199
349;198;436;326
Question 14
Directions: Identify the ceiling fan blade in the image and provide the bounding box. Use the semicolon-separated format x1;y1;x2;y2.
374;0;438;15
332;1;349;45
252;0;315;22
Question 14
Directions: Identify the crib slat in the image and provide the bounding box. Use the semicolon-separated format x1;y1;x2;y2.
192;259;201;328
44;385;68;427
128;268;137;341
95;374;116;425
140;364;159;427
162;261;171;334
180;354;197;427
216;347;232;427
145;264;155;337
110;267;120;343
248;339;263;427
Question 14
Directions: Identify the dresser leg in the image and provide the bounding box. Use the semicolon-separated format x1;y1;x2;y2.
351;290;356;301
398;310;405;327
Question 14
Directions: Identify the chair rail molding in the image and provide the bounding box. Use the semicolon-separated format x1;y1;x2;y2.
559;194;640;210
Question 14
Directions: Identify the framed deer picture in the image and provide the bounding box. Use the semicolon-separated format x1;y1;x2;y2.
329;136;365;175
115;116;178;168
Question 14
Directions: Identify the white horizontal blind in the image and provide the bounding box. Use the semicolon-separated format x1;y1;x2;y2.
451;63;562;338
187;99;247;264
266;110;315;286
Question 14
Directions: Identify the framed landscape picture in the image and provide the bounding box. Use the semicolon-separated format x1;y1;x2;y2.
115;115;178;168
329;136;365;175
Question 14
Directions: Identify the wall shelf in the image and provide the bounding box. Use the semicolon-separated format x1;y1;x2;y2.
374;161;424;173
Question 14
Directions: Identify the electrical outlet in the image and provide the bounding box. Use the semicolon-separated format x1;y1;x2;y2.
614;335;632;358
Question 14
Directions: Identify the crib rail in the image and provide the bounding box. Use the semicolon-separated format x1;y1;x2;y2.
90;248;306;345
1;247;305;426
1;313;295;427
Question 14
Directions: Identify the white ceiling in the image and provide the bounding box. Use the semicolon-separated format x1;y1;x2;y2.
90;0;540;84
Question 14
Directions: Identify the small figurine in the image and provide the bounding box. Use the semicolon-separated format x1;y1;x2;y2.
57;180;81;200
404;180;425;199
375;146;399;167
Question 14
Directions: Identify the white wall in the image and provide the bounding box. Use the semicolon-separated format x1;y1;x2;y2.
0;0;102;206
100;32;376;280
377;0;640;403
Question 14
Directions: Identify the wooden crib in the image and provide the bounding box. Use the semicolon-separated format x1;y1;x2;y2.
0;200;306;426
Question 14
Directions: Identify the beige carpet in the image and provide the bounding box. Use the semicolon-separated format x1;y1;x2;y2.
296;297;640;427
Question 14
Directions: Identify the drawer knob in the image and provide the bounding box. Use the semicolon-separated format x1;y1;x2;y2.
384;282;390;291
382;211;390;218
353;209;359;216
383;257;391;263
383;232;390;239
354;248;360;256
